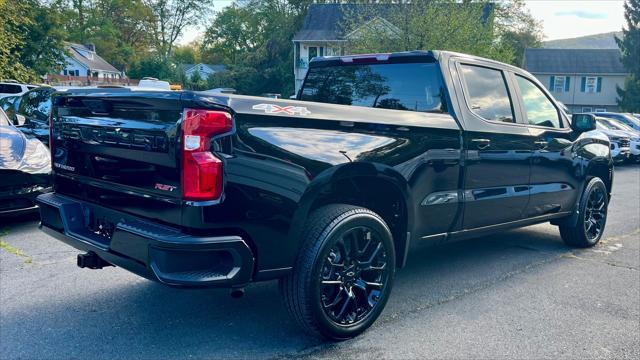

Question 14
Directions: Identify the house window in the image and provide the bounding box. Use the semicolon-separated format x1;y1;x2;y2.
308;47;318;62
550;76;570;93
63;70;68;76
595;108;606;112
581;76;602;93
582;107;593;112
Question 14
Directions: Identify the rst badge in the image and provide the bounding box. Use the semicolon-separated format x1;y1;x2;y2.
252;103;311;116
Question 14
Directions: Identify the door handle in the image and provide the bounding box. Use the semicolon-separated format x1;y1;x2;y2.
471;138;491;150
534;140;548;149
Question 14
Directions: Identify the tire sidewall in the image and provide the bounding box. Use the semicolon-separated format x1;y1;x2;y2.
579;178;608;246
307;211;396;340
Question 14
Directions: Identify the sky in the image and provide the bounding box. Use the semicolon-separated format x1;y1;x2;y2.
178;0;626;45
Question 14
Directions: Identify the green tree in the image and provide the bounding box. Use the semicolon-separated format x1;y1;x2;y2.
341;0;541;65
0;0;66;81
60;0;156;73
146;0;212;63
172;43;201;65
616;0;640;112
202;0;312;95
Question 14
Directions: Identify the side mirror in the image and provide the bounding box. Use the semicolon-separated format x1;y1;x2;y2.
14;114;26;126
571;113;596;132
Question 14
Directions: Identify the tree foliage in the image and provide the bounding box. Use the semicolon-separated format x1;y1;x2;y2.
202;0;313;96
145;0;211;63
616;0;640;112
341;0;542;65
0;0;67;82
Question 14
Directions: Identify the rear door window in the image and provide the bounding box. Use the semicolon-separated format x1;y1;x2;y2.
459;64;515;123
300;62;446;113
0;84;22;94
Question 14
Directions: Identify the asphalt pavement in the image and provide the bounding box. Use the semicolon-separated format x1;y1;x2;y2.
1;165;638;359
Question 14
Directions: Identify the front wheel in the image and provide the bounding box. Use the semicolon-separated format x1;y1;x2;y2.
559;177;609;248
280;204;395;340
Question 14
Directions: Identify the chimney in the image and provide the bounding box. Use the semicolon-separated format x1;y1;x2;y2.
85;43;96;52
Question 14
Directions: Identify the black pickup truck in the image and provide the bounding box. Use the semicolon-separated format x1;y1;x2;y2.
37;51;613;339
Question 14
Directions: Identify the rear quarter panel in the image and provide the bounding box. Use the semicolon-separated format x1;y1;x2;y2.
201;95;463;275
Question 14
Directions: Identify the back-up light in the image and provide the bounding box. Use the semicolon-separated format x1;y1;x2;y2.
181;109;233;201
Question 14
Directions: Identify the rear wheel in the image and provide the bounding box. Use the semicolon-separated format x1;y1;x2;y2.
280;204;395;340
559;177;608;248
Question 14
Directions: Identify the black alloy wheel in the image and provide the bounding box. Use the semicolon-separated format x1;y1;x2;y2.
280;204;396;340
560;177;608;248
583;185;607;242
319;226;390;326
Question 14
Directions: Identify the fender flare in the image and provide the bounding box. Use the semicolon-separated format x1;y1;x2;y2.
286;162;415;267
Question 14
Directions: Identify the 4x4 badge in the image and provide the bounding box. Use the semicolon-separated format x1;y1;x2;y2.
252;103;311;116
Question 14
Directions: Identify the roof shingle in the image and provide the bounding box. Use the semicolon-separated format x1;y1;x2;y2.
523;48;626;74
67;43;120;73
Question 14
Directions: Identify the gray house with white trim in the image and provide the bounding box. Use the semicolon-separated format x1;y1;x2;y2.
523;48;628;113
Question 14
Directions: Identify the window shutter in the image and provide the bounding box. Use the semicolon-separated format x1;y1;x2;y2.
564;76;570;92
549;76;555;90
581;77;586;92
596;77;602;92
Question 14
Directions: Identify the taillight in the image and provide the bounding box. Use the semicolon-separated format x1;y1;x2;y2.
181;109;233;201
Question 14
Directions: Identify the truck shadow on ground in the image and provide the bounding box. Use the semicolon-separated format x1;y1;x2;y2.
1;223;580;359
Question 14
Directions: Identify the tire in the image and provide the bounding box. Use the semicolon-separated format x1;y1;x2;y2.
280;204;396;340
559;177;609;248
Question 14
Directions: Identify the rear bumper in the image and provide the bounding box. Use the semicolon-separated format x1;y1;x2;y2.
36;193;255;288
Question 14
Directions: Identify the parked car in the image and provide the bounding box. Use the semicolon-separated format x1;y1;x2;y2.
138;77;171;90
0;108;51;217
37;50;613;340
0;80;36;99
595;118;631;163
593;112;640;132
0;95;22;120
9;86;58;145
596;117;640;163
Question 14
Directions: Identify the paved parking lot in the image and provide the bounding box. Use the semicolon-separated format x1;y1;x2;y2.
1;165;638;359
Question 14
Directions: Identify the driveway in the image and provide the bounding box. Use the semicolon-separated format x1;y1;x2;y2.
1;165;638;359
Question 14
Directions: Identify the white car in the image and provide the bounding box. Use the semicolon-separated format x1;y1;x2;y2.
598;117;640;163
0;81;37;99
595;112;640;132
595;118;631;163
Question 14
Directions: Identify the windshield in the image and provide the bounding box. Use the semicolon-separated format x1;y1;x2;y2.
596;119;618;130
0;108;10;126
300;62;446;113
605;118;635;132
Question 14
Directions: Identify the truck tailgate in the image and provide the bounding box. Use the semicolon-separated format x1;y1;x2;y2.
51;90;185;225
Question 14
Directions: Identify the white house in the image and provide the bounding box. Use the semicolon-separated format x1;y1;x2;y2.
523;48;628;113
181;63;226;80
59;43;122;80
